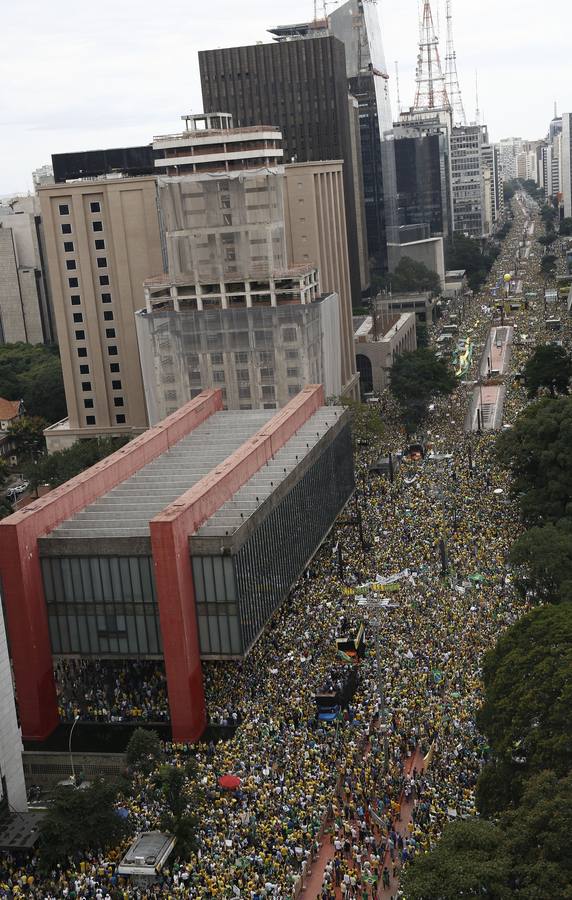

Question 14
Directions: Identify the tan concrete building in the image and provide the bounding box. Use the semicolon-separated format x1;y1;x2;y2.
0;195;55;345
354;312;417;394
39;178;163;450
284;161;358;399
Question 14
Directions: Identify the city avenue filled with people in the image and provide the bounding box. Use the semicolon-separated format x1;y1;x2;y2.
1;193;568;898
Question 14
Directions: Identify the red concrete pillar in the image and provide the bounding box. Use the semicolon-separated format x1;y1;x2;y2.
150;518;206;742
0;524;59;740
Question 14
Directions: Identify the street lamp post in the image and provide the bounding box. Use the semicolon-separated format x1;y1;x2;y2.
358;598;396;772
69;715;80;785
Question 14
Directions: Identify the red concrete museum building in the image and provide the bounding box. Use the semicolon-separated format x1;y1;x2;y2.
0;386;354;742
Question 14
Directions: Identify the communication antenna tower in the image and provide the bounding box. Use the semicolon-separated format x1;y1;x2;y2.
395;61;402;114
412;0;450;113
475;70;480;125
443;0;466;125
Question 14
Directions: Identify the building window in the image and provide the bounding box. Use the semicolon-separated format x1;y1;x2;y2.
110;363;120;373
99;275;109;286
287;367;299;378
95;239;105;250
213;370;225;383
90;201;101;213
105;328;116;338
70;295;81;306
79;364;89;374
73;313;83;323
116;414;126;424
97;257;107;268
61;223;72;235
84;399;94;409
63;241;74;253
108;345;118;356
86;415;96;425
92;221;103;232
211;353;223;365
81;381;92;391
288;384;301;396
262;386;275;400
68;277;79;288
77;347;87;358
113;397;124;407
111;380;122;390
101;292;112;302
66;259;77;271
75;329;85;340
239;386;251;399
283;327;297;342
59;204;69;215
236;369;249;381
103;310;113;321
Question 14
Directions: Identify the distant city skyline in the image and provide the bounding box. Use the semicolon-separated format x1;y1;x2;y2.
1;0;570;195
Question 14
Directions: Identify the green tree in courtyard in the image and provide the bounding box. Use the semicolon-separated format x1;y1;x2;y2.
38;779;128;868
523;344;572;398
126;727;164;775
510;522;572;604
390;348;456;434
402;771;572;899
496;396;572;523
7;415;48;459
339;398;387;443
154;762;201;855
400;819;512;899
379;256;442;295
476;605;572;815
25;435;129;489
0;343;66;424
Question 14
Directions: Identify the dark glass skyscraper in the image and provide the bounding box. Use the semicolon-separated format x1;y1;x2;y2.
199;36;367;304
394;132;451;236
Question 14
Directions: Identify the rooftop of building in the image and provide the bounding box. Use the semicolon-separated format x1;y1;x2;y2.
45;404;344;542
353;313;412;343
143;264;318;290
0;398;22;421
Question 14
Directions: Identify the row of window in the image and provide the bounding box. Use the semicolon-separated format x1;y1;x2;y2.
59;201;101;215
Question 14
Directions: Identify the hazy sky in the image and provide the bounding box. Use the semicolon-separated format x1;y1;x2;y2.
1;0;570;195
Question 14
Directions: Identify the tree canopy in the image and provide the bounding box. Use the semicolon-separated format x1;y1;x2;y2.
496;396;572;524
445;233;499;292
523;344;572;398
0;343;66;424
476;605;572;814
402;771;572;898
390;348;457;433
7;416;48;459
38;779;128;867
378;256;442;295
540;253;557;274
559;217;572;236
153;762;200;855
23;435;129;490
509;522;572;604
126;727;164;775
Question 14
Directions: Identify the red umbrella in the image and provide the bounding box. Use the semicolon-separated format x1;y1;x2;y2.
218;774;241;790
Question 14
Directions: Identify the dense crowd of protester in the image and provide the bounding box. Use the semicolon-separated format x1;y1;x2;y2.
1;194;567;898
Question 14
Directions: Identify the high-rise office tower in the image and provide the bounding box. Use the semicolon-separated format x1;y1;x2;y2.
326;0;398;269
562;113;572;218
199;34;369;303
0;195;56;344
393;119;452;237
449;124;488;237
135;114;357;421
39;175;164;450
481;143;503;236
